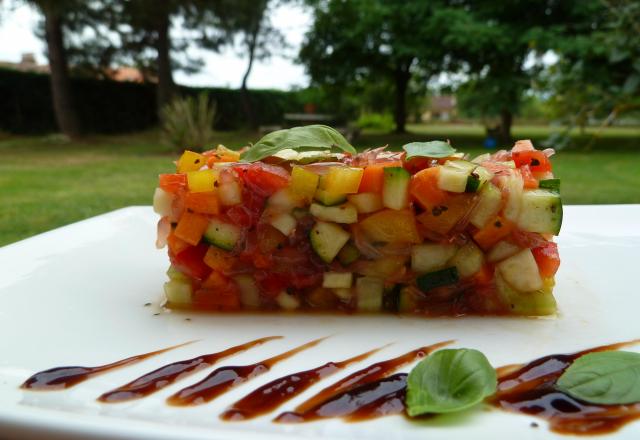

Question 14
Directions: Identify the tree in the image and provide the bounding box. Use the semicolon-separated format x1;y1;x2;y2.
300;0;457;133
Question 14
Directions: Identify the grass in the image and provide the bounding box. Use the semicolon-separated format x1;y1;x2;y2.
0;124;638;246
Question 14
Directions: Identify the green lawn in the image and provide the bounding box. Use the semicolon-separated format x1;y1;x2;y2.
1;124;638;246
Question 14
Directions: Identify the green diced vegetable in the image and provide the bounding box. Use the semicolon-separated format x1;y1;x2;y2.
276;291;300;310
269;213;297;236
164;279;192;305
495;272;557;316
314;188;348;206
233;275;261;309
348;192;383;214
496;249;543;292
411;243;458;273
517;189;563;235
203;218;241;251
417;267;460;292
382;167;410;210
539;178;561;192
449;241;484;278
356;276;384;311
322;272;353;288
337;242;360;265
310;221;351;263
468;183;502;228
310;202;358;224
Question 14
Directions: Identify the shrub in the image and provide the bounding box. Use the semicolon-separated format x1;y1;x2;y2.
161;93;217;151
356;112;394;131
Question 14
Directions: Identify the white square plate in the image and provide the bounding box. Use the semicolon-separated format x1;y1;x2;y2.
1;205;639;439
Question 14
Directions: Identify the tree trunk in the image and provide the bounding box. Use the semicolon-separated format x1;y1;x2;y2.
155;8;175;114
499;109;513;145
42;3;81;138
393;64;412;134
241;12;261;131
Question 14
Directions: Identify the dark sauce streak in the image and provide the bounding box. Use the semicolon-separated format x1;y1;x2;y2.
220;346;383;421
97;336;280;403
20;341;194;391
490;339;640;436
275;340;452;423
167;337;326;406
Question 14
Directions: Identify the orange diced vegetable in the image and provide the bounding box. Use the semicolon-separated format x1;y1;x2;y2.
167;232;190;255
177;150;206;173
159;173;187;193
358;161;402;193
416;193;475;235
472;216;515;251
203;246;234;272
359;209;421;244
184;191;219;215
193;287;241;310
410;167;448;209
204;145;241;165
174;212;209;246
520;165;538;189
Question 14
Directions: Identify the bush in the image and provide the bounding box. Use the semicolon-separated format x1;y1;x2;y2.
356;112;394;131
162;93;217;151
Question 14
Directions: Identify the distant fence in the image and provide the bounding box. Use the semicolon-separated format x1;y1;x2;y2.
0;68;304;134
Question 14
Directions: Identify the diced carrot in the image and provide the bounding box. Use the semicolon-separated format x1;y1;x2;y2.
472;215;515;250
203;145;241;165
159;173;187;193
358;161;402;193
203;246;234;272
410;167;448;209
174;212;209;246
184;191;219;215
167;232;190;255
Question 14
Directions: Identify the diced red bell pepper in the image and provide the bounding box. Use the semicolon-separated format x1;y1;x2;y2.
532;242;560;278
237;163;290;197
170;243;211;280
512;150;552;173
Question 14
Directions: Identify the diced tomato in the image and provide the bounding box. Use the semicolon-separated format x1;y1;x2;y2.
289;272;322;289
510;230;547;249
170;243;211;280
532;242;560;278
237;163;290;197
519;165;538;189
225;190;265;227
255;272;287;297
512;150;552;173
358;161;402;193
184;191;219;215
193;285;241;311
472;216;515;250
403;157;432;174
410;167;448;209
159;174;187;193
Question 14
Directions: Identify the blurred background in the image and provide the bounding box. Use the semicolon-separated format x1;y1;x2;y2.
0;0;638;246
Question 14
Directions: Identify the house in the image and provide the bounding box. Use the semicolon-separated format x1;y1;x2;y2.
422;95;457;122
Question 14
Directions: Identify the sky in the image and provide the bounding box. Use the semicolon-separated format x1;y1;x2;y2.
0;2;312;90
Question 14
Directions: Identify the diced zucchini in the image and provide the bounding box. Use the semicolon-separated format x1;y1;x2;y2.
268;188;304;211
310;221;350;263
471;153;491;164
411;243;458;273
539;178;561;192
416;267;459;292
164;279;192;305
469;183;502;228
398;287;417;313
290;166;320;201
233;275;261;309
445;160;476;171
438;165;470;193
276;291;300;310
310;203;358;224
218;180;242;206
166;265;188;281
517;189;563;235
465;166;493;193
203;218;241;251
348;192;383;214
269;213;297;236
324;167;363;194
356;276;384;312
322;272;353;288
153;187;173;216
495;272;557;316
314;188;348;206
497;249;543;292
333;288;354;301
499;173;523;222
487;240;521;263
449;241;484;278
338;242;360;265
382;167;410;210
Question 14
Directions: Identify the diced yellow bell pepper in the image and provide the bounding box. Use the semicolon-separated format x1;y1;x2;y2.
324;167;363;194
290;166;319;201
177;150;206;173
187;170;218;193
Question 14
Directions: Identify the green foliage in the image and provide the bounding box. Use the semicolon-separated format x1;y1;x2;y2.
356;113;394;132
161;93;216;151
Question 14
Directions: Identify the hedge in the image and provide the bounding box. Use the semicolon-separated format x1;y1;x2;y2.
0;68;306;134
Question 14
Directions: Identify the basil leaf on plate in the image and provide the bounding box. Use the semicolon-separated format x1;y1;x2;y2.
406;348;497;416
403;141;456;160
241;125;356;162
556;351;640;405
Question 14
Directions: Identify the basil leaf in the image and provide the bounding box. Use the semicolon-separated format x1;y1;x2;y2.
406;348;497;416
556;351;640;405
241;125;356;162
403;141;456;160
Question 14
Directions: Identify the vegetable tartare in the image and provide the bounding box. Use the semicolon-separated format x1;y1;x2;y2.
154;125;561;315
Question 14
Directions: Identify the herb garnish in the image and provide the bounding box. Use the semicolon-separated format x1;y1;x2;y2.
403;140;456;160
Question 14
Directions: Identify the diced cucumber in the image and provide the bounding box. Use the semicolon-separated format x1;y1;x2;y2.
517;189;563;235
204;219;241;251
164;279;192;305
398;287;417;313
469;183;502;228
269;213;297;236
382;167;410;210
465;166;493;193
445;160;476;171
233;275;261;309
411;243;458;273
450;241;484;278
416;267;459;292
497;249;543;292
268;188;304;211
499;173;523;222
166;265;188;281
322;272;353;288
338;242;360;265
539;179;560;192
275;291;300;310
153;187;173;216
472;153;491;164
333;287;354;302
310;203;358;224
218;180;242;206
310;221;351;263
348;192;383;214
487;240;521;263
324;167;363;194
495;272;557;316
356;276;384;312
438;165;470;193
314;188;348;206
